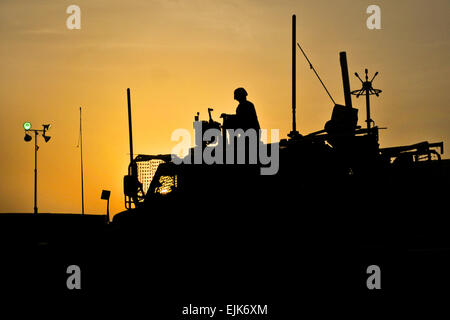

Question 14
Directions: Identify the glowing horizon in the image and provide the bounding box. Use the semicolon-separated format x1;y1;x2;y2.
0;0;448;217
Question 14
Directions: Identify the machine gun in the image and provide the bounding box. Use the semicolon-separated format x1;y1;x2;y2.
380;141;444;165
195;108;221;147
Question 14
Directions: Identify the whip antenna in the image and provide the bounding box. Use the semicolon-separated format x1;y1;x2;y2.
296;42;336;105
79;106;85;215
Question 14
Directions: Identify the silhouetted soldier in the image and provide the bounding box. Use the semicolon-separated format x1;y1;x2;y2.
221;88;260;165
221;87;260;131
235;87;260;131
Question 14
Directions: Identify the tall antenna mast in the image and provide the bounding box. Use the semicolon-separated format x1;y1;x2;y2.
79;106;85;215
127;88;134;163
289;14;300;138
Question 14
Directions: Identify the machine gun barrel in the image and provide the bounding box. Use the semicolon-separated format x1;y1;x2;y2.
339;52;353;108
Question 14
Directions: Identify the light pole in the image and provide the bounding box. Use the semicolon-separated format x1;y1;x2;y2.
23;122;52;214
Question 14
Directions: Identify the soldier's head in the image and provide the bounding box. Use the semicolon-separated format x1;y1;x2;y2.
234;87;248;102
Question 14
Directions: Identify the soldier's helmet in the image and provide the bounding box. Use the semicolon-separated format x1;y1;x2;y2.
234;87;248;100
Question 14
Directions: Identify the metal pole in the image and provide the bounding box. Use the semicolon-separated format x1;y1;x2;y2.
34;131;38;214
127;88;134;164
365;89;371;131
292;14;297;133
80;107;85;215
106;198;110;223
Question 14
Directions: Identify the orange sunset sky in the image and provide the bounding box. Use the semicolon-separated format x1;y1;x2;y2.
0;0;449;217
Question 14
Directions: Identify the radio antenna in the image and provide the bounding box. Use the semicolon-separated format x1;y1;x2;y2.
79;107;85;215
296;42;336;105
